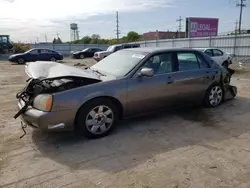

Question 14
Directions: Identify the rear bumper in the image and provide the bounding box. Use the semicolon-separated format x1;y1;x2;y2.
17;99;75;132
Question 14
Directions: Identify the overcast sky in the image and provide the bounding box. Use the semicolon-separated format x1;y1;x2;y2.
0;0;250;42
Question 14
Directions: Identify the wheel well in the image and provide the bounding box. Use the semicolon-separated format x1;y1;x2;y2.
222;60;228;66
74;96;124;126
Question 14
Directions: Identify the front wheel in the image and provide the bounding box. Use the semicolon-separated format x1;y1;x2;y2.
204;84;224;108
75;98;119;139
17;58;25;64
80;54;84;59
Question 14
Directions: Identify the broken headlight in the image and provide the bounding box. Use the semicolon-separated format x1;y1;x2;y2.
33;94;53;112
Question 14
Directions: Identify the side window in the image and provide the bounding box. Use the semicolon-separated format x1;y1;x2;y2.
41;49;48;53
123;45;131;49
177;52;199;71
114;46;122;52
213;49;223;56
142;53;172;74
196;53;210;69
29;50;39;54
204;49;213;57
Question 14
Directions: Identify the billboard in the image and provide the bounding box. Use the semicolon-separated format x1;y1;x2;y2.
186;17;219;38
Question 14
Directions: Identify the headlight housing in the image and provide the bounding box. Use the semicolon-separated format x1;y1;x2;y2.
33;94;53;112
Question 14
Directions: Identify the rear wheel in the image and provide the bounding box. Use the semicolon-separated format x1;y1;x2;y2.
50;57;56;62
17;58;25;64
204;84;223;108
75;98;119;139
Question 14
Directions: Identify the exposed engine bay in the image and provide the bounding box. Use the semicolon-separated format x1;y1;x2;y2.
14;76;101;119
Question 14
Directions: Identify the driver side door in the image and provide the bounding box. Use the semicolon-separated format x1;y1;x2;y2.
126;52;179;116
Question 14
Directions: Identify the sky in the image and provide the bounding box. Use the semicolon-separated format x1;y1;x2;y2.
0;0;250;42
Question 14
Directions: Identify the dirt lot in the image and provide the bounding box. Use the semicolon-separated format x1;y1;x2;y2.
1;59;250;188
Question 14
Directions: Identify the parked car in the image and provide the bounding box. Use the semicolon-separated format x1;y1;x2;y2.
93;43;140;61
14;48;237;139
8;48;63;64
194;48;233;68
71;48;103;59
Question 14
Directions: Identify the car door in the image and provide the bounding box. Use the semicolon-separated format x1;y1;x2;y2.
90;48;100;57
212;49;224;65
39;49;49;61
26;49;39;62
171;51;216;104
126;52;180;115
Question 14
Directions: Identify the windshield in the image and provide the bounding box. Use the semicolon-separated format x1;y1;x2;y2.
90;50;148;77
81;48;88;52
107;46;115;52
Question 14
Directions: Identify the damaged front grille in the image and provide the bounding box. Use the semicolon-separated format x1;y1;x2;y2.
14;76;101;119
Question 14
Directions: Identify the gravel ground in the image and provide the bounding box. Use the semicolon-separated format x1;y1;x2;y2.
1;59;250;188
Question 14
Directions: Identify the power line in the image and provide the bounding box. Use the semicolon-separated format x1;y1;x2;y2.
236;0;246;34
176;16;183;38
115;11;121;43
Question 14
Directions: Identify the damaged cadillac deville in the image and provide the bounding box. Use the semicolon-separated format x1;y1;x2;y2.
14;48;237;139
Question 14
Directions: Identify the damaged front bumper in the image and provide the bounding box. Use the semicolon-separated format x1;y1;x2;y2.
16;99;74;133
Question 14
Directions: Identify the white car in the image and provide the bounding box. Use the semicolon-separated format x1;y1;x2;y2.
194;48;233;68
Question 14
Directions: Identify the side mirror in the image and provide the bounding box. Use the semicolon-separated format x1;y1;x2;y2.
139;67;154;77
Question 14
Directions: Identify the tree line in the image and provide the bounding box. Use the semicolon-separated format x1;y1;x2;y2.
66;31;141;45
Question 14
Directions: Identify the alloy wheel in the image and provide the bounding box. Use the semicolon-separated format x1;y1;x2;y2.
85;105;114;135
209;86;223;106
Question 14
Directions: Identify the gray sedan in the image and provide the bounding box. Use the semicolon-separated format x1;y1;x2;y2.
14;48;237;139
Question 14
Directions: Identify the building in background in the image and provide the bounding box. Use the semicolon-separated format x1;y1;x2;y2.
142;30;185;40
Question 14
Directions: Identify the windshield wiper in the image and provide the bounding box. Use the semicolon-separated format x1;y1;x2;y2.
89;68;106;76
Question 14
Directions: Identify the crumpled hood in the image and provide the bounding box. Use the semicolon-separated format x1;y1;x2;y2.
25;61;100;80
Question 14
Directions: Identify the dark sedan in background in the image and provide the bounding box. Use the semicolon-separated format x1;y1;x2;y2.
8;48;63;64
71;48;103;59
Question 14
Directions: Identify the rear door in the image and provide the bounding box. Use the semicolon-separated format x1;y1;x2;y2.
39;49;50;61
171;51;216;104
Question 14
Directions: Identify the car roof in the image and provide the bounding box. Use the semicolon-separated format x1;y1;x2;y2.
123;47;203;54
30;48;54;51
193;47;220;51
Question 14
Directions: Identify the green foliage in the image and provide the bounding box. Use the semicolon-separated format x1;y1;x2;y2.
13;43;30;53
67;31;141;45
126;31;140;42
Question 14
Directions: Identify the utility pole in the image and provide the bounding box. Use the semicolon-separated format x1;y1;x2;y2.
56;32;60;38
235;20;239;34
115;11;121;43
45;34;47;43
176;16;183;38
236;0;246;34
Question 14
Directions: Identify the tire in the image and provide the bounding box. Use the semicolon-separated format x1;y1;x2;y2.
204;84;224;108
75;98;119;139
50;57;56;62
17;58;25;64
80;54;84;59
